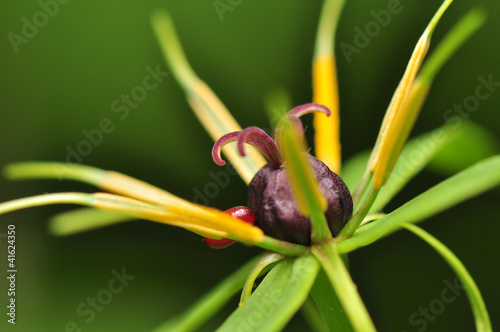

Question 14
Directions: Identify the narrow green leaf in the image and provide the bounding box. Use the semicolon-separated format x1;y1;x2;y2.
240;252;286;304
264;88;291;129
338;155;500;253
428;122;499;176
258;236;308;257
418;8;487;84
217;255;320;332
50;208;135;236
371;6;486;192
312;243;376;332
341;122;496;215
370;123;458;213
310;268;353;332
342;127;451;201
280;119;331;242
153;256;259;332
338;187;379;239
4;161;106;184
402;224;492;332
369;0;454;189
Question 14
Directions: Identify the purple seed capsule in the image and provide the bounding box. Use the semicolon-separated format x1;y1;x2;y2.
212;103;353;245
248;155;352;245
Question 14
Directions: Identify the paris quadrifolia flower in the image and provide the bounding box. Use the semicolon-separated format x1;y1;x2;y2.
1;0;498;331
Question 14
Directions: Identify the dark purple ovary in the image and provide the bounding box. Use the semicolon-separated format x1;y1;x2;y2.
248;155;353;245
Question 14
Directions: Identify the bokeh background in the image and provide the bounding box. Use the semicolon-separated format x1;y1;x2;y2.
1;0;499;331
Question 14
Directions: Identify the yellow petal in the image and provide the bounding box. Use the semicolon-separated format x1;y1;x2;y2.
369;0;453;189
99;171;191;207
93;193;264;243
151;10;266;184
312;0;346;174
313;54;341;174
381;80;431;184
97;171;265;243
4;162;264;243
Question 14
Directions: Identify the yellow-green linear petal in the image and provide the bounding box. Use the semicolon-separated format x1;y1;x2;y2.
4;162;265;243
313;0;346;174
151;9;266;184
369;0;453;189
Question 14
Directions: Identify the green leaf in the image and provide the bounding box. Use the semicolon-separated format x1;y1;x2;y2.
217;255;319;332
310;268;353;332
311;243;376;332
427;122;499;176
417;8;487;84
370;123;459;213
240;252;286;304
338;155;500;253
279;118;331;242
264;88;292;128
402;224;492;332
341;122;498;215
50;208;135;236
153;256;259;332
341;124;457;213
368;0;454;190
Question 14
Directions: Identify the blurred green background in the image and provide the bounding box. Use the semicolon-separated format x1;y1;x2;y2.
1;0;499;331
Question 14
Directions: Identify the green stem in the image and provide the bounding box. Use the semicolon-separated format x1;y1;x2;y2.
351;169;373;210
338;188;380;239
310;202;332;244
418;8;487;84
239;251;286;304
258;236;308;257
311;242;376;332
